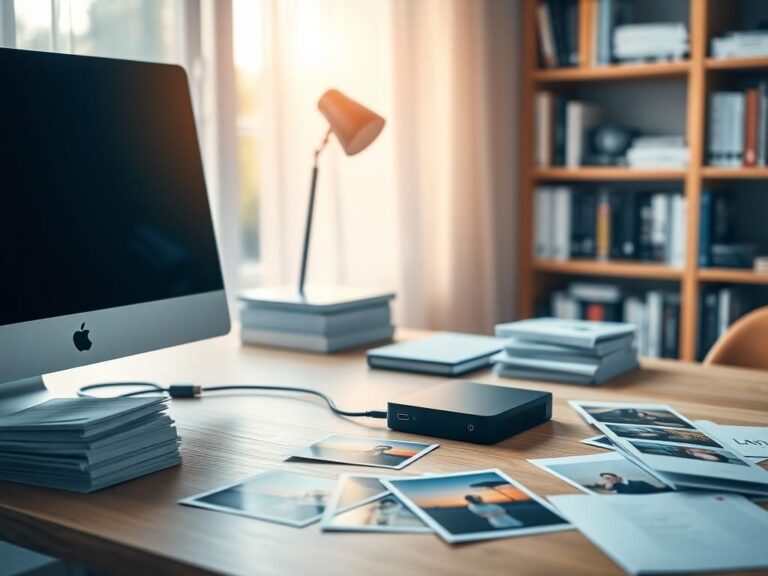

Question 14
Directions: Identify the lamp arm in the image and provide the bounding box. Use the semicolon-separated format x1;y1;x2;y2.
298;127;332;297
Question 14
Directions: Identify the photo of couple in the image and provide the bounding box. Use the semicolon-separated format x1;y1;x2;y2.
383;470;569;543
530;453;670;496
578;405;693;429
606;424;722;448
631;441;748;466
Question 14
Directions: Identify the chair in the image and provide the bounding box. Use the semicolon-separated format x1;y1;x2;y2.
704;306;768;370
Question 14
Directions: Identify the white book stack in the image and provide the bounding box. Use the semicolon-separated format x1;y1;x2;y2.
492;318;638;386
239;286;395;353
613;23;688;62
712;31;768;60
626;135;689;169
0;398;181;493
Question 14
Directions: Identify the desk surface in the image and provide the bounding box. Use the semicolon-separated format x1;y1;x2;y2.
1;330;767;576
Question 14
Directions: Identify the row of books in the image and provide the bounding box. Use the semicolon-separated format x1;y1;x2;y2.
699;189;759;269
698;287;755;360
534;94;601;167
534;187;686;265
546;283;680;359
711;31;768;60
708;86;768;167
536;0;579;68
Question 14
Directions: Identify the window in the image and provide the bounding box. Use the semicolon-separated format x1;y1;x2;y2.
232;0;263;264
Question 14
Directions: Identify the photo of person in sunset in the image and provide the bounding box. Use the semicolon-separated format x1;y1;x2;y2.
383;470;569;543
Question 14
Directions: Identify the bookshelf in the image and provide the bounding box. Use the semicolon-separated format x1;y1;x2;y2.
518;0;768;362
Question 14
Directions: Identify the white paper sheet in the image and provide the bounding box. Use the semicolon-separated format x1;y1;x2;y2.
550;492;768;575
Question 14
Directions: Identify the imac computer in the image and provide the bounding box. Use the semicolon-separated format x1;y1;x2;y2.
0;48;230;415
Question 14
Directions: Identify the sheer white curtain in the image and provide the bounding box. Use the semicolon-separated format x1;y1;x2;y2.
259;0;520;333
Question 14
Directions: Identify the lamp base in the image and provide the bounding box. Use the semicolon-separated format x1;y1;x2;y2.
238;285;396;353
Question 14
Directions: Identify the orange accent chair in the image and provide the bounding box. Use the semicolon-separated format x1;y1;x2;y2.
704;306;768;371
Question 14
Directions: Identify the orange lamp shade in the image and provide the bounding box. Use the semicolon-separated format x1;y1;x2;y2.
317;89;385;156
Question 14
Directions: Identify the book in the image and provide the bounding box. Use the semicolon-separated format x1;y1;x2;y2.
699;189;712;267
596;188;611;261
536;2;557;68
503;336;632;361
240;304;391;336
565;101;600;167
495;318;635;350
534;186;554;259
645;290;663;359
239;286;395;314
366;332;505;376
242;324;394;353
494;351;638;386
492;346;637;379
552;186;572;260
534;91;554;166
744;88;759;167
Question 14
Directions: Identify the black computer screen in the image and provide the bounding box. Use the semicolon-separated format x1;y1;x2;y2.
0;49;224;327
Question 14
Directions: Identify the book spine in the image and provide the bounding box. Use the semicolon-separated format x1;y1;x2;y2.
566;101;581;168
566;0;580;67
744;88;759;167
717;287;732;337
609;191;623;259
586;303;605;322
645;290;662;359
708;93;722;166
732;93;746;167
637;195;653;260
534;187;552;259
534;91;553;167
759;81;768;167
698;189;711;267
650;193;669;263
570;188;582;258
619;192;637;259
669;194;686;267
581;190;597;258
662;295;680;359
596;188;611;261
552;187;572;260
554;96;567;166
536;3;558;68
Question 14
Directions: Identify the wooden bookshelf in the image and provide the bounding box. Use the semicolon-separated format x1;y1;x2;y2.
698;268;768;285
534;260;684;280
518;0;768;362
535;167;687;181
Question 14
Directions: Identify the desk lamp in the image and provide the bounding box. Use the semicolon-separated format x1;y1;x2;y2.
299;89;386;296
238;89;395;353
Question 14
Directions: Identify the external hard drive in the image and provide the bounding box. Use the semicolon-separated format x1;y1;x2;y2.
387;380;552;445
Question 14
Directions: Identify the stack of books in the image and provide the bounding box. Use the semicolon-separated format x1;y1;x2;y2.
712;31;768;60
0;397;181;493
533;94;600;167
534;186;686;265
492;318;638;385
239;286;395;353
708;86;768;168
547;282;681;359
535;0;580;69
625;136;689;168
613;23;688;62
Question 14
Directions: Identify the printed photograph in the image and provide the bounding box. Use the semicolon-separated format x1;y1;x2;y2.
289;434;438;469
328;474;390;514
529;453;670;495
180;470;337;527
382;469;570;543
324;493;431;533
576;404;693;429
606;424;722;447
580;435;615;450
630;441;748;466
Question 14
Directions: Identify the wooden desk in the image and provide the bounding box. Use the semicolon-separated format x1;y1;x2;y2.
1;330;767;576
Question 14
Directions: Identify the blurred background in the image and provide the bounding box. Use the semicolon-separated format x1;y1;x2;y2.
0;0;521;333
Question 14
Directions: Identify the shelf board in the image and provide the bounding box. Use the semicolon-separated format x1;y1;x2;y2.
533;259;683;280
701;167;768;180
698;268;768;285
705;56;768;71
533;61;689;83
534;167;687;181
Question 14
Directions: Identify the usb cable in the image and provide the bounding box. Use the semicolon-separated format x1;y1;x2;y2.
76;382;388;419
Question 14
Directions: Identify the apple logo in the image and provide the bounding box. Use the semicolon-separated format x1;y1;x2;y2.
73;322;92;351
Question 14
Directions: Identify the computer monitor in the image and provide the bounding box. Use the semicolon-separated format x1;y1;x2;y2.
0;48;230;414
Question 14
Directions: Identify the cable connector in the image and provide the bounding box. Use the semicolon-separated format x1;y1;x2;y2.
366;410;388;419
168;384;202;398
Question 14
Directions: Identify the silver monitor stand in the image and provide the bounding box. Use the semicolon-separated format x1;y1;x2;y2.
0;377;51;416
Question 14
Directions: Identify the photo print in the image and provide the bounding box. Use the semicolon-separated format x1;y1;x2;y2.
630;441;749;466
180;469;337;527
606;424;722;447
529;452;670;496
382;469;570;543
289;434;438;470
570;401;693;429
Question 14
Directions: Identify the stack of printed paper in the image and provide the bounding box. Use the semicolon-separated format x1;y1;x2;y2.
492;318;638;385
0;397;180;493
